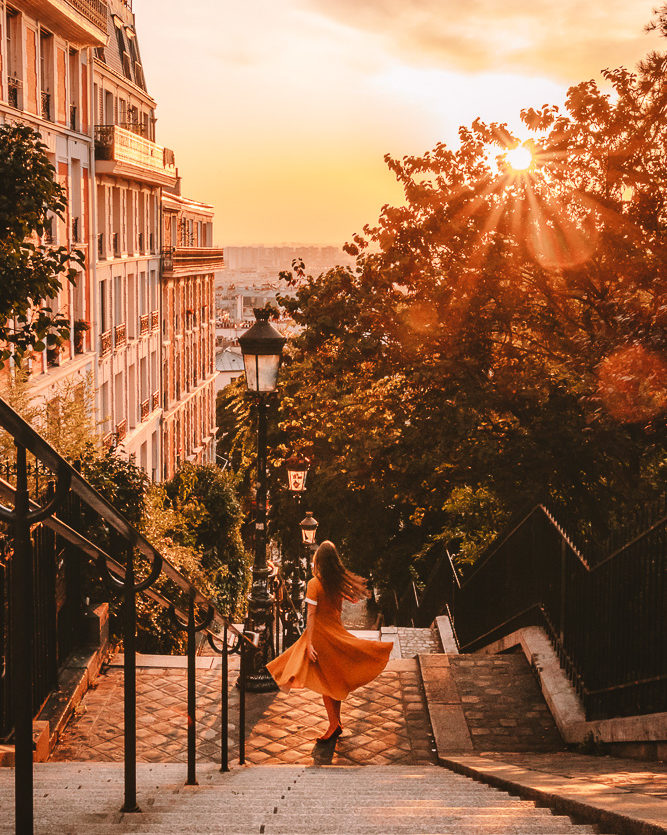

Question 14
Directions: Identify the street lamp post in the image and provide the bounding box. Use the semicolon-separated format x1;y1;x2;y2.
283;456;310;646
238;308;286;692
300;510;319;583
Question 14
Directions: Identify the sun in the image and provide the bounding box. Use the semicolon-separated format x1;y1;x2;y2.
506;144;533;172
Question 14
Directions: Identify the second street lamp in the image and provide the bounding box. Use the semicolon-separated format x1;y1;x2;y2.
300;511;319;584
238;308;286;692
282;456;310;646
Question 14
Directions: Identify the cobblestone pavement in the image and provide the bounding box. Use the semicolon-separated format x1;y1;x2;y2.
480;752;667;798
51;657;436;767
396;626;442;658
448;653;564;752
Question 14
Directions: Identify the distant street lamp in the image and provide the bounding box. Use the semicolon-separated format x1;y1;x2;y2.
238;308;285;692
285;455;310;495
282;456;311;646
300;511;319;547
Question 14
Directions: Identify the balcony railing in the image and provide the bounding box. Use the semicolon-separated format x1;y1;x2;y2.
139;314;150;336
138;231;144;253
71;216;80;243
69;104;77;132
102;431;114;450
140;399;149;422
95;125;176;180
151;310;159;331
115;418;127;441
100;330;112;357
113;232;120;257
41;91;51;121
8;78;22;109
97;232;105;259
114;323;126;349
160;246;173;272
151;390;159;412
67;0;108;31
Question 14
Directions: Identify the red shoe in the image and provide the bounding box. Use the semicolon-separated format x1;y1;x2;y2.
316;725;342;744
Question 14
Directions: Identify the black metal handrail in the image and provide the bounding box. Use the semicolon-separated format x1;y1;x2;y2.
401;500;666;723
0;396;257;833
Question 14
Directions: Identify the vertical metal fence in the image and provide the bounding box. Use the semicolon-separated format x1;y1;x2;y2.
0;398;258;834
392;501;666;722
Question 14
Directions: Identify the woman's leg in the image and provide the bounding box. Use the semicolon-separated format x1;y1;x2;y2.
322;696;339;732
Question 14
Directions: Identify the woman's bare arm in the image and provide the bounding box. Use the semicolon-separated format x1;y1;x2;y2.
306;602;317;662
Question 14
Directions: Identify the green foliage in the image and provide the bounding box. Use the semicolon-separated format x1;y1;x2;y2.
220;39;667;596
163;463;252;620
0;123;85;367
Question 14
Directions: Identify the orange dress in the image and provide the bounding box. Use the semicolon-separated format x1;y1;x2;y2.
267;576;393;701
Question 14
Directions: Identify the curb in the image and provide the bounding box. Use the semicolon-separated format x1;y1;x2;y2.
439;754;667;835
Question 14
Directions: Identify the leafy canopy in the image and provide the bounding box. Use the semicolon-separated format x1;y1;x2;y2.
0;123;85;367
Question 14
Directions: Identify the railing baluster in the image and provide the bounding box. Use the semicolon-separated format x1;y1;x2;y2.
13;444;34;835
239;639;246;766
122;544;140;813
221;623;229;773
186;590;197;786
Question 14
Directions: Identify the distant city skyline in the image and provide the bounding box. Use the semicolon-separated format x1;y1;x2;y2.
135;0;661;246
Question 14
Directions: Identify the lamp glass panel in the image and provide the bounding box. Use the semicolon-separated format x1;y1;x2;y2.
301;527;317;545
243;353;281;393
288;470;307;492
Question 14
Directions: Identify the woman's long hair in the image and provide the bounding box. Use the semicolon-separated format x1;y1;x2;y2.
314;541;370;602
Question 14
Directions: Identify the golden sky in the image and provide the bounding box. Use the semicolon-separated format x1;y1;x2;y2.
135;0;660;247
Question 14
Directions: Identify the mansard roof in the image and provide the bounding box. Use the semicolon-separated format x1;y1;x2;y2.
95;0;148;92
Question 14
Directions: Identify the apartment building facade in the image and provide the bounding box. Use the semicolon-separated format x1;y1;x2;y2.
1;0;223;481
0;0;106;404
92;0;177;479
161;193;223;479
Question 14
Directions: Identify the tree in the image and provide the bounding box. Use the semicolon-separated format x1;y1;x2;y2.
256;38;666;593
163;463;252;619
0;123;85;367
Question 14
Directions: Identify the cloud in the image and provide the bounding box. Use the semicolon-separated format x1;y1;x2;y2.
301;0;659;79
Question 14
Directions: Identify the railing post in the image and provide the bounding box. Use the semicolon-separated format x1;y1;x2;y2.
560;537;567;646
238;638;246;766
122;545;140;813
186;589;197;786
221;623;229;773
13;444;33;835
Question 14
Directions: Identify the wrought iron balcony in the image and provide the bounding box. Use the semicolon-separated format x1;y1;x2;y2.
160;246;225;272
151;310;159;331
161;246;174;272
114;322;126;349
151;390;159;412
67;0;108;30
139;314;150;336
115;418;127;441
97;232;105;259
41;91;51;121
102;431;114;450
113;231;120;257
95;125;177;186
140;399;149;422
8;78;21;109
70;104;77;132
100;329;112;357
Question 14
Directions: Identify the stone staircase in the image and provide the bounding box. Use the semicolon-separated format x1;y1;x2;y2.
0;763;602;834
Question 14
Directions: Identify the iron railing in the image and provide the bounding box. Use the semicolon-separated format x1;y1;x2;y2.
67;0;108;31
151;310;159;331
40;92;51;122
0;396;258;833
392;502;666;722
114;322;126;349
8;78;21;109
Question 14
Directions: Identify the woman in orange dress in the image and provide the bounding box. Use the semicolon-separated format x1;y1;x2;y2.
267;540;393;743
